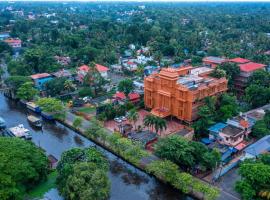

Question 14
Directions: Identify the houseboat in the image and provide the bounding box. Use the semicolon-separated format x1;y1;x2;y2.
27;115;42;128
0;117;6;129
7;124;32;140
26;102;41;113
41;111;54;121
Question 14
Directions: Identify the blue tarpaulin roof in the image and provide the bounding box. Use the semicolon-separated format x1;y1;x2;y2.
245;135;270;156
221;149;233;162
208;123;227;134
201;138;214;145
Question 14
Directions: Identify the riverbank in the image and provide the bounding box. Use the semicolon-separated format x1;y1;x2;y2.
57;110;220;200
0;94;190;200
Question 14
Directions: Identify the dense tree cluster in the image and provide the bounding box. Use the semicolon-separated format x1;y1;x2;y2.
155;135;221;171
2;2;270;76
0;138;49;200
236;154;270;200
193;94;239;135
56;148;110;200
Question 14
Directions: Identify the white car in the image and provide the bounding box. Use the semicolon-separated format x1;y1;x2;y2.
114;117;122;123
120;116;127;121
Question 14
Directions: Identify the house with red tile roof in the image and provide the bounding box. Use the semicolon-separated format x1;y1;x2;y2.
4;38;22;48
113;91;140;104
95;64;109;78
234;62;266;95
30;73;53;90
76;64;109;83
229;57;250;64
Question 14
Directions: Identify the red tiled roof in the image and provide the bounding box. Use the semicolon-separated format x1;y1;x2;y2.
239;62;266;72
95;64;109;72
114;92;140;101
229;57;250;64
78;65;90;72
114;92;126;100
127;61;136;65
4;38;21;44
31;73;51;80
128;93;140;100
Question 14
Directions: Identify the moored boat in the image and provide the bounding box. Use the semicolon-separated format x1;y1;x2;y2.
27;115;42;128
41;111;54;121
7;124;32;140
26;102;41;113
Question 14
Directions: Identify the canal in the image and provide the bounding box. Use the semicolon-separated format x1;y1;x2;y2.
0;94;191;200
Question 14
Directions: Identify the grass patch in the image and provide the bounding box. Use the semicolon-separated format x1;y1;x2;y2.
27;171;57;199
78;106;96;114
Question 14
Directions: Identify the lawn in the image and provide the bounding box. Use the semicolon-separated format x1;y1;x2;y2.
78;106;96;114
27;171;57;199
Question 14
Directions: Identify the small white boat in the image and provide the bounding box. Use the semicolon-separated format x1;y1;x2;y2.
27;115;42;128
8;124;32;140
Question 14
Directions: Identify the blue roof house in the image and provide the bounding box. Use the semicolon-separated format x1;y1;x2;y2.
243;135;270;159
30;73;53;91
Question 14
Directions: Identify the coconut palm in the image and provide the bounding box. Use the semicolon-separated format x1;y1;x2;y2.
154;117;167;136
64;79;76;92
127;108;139;130
143;114;155;131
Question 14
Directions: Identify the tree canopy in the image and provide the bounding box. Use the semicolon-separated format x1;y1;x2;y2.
56;148;110;200
0;138;49;200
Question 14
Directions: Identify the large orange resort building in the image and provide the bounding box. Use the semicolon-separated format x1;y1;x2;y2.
144;66;228;123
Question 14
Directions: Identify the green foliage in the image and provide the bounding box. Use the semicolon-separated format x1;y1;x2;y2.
155;135;221;171
210;68;226;79
245;84;270;108
36;97;65;118
83;63;105;96
5;76;31;93
78;87;93;97
146;160;219;200
118;78;134;97
236;160;270;200
127;108;139;129
219;62;240;90
16;82;38;101
251;120;269;139
143;114;167;135
73;117;83;129
44;77;67;97
56;148;110;200
0;138;49;200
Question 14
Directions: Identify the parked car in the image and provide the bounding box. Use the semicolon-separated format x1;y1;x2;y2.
114;117;122;123
120;116;127;121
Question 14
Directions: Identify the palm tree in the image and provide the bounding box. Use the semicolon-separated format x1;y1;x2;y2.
64;79;76;92
154;117;167;136
143;114;155;131
127;109;139;130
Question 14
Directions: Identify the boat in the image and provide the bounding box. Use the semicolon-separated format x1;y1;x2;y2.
27;115;42;128
41;111;54;121
7;124;32;140
0;117;6;129
26;102;41;113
